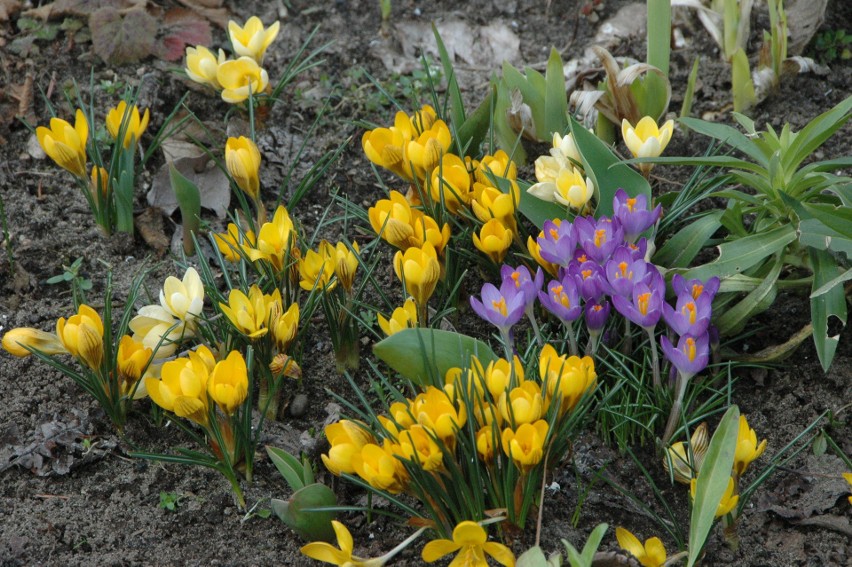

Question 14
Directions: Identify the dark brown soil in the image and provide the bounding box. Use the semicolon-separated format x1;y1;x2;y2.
1;1;850;566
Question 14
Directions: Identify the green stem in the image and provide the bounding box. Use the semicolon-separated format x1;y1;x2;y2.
662;370;691;445
647;327;661;389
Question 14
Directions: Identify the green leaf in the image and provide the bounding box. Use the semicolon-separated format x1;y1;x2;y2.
799;219;852;258
715;253;782;335
731;48;755;114
517;547;550;567
579;523;609;565
169;162;201;255
502;61;545;139
678;117;769;166
627;154;767;176
272;484;337;542
569;116;651;218
653;210;722;268
493;75;528;164
544;48;568;138
373;328;497;386
783;95;852;173
432;24;465;128
456;85;495;157
688;405;740;567
266;446;307;492
683;223;796;281
809;249;848;371
810;266;852;299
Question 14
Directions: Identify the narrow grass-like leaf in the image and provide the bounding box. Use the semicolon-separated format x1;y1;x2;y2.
373;328;497;386
653;210;722;268
688;405;740;567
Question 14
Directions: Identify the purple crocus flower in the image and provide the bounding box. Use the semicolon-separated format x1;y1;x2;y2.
470;282;526;333
604;246;653;298
584;298;611;335
536;219;577;268
613;189;662;242
574;216;624;264
627;238;648;262
538;276;582;325
660;332;710;378
569;260;609;302
663;292;713;337
500;264;543;311
671;274;720;303
611;272;665;330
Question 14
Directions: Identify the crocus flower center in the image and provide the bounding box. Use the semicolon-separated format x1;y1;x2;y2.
549;228;559;240
617;262;630;279
637;292;651;315
551;285;570;308
594;229;607;248
682;302;697;324
577;253;588;263
691;284;704;300
685;337;696;361
492;297;508;317
591;305;603;313
626;197;637;212
511;271;522;288
581;269;593;280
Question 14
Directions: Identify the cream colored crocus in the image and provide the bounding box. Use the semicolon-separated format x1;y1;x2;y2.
56;305;104;371
622;117;674;175
225;136;261;200
36;109;88;178
228;16;280;64
472;219;513;264
208;350;249;415
160;267;205;326
551;131;583;166
377;298;418;336
615;527;666;567
216;56;269;103
393;242;441;310
2;328;67;357
553;166;595;210
185;45;227;89
106;101;150;149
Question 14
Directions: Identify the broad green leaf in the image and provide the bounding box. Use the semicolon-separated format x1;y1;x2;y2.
688;405;740;567
170;162;201;254
516;547;549;567
502;61;545;139
731;48;755;114
456;85;495;157
809;249;848;371
683;224;796;281
272;483;337;542
579;523;609;564
569;116;651;218
798;219;852;258
544;48;568;138
432;24;465;129
517;179;568;229
373;328;498;387
715;254;782;335
810;266;852;299
266;446;307;491
492;76;528;165
654;210;722;268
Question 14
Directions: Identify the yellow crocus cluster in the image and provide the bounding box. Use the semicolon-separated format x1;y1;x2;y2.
362;104;452;185
184;16;278;103
298;240;360;294
214;205;297;274
368;190;451;255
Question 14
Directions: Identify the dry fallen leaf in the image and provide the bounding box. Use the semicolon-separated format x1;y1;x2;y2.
156;7;212;62
24;0;145;20
134;206;170;255
90;6;158;65
0;0;22;22
176;0;230;29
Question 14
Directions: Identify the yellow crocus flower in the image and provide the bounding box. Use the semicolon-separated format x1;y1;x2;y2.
106;101;149;149
539;344;597;414
501;420;549;473
301;520;382;566
404;119;452;181
245;205;297;272
422;521;514;567
484;356;524;402
332;241;359;293
368;190;416;249
185;45;227;89
553;166;595;210
732;415;767;478
472;219;513;264
271;302;299;352
228;16;280;64
615;527;667;567
216;56;269;103
116;335;152;397
843;472;852;506
498;381;544;426
430;153;473;214
36;109;88;178
56;304;104;371
213;223;256;263
90;165;109;199
2;327;67;357
377;298;418;336
410;214;451;256
622;117;675;175
219;285;278;339
476;425;497;462
410;386;467;447
393;242;441;309
476;149;517;183
471;182;519;230
145;346;214;426
395;424;444;472
299;240;337;292
527;234;560;278
321;420;375;476
208;350;249;415
690;476;739;518
362;111;414;181
225;136;261;200
663;423;709;484
351;443;408;494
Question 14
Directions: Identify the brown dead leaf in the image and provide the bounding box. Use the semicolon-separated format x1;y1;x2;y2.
176;0;230;29
156;7;212;62
0;0;22;22
24;0;144;21
90;6;158;65
134;206;170;255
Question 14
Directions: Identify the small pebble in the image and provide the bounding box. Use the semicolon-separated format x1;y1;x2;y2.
289;393;309;417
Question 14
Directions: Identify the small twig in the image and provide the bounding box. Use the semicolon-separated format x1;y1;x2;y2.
34;494;71;500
